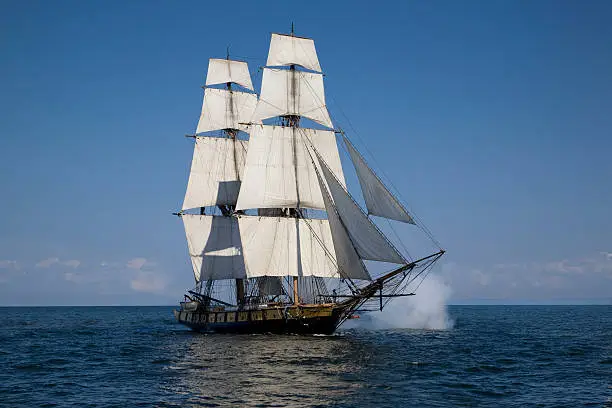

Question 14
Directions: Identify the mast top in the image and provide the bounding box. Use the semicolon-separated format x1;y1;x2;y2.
291;22;294;36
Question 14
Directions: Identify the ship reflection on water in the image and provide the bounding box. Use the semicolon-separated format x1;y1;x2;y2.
164;332;372;407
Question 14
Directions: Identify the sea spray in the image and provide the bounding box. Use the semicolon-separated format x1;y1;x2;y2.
345;274;454;330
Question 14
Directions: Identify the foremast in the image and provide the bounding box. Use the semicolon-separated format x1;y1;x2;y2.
180;52;257;307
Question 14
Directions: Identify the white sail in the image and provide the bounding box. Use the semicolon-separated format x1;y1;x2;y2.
206;58;254;90
344;136;415;224
267;33;321;72
317;152;406;264
315;162;371;281
196;88;257;134
238;216;339;278
236;125;345;210
182;215;247;282
182;137;248;210
251;68;333;129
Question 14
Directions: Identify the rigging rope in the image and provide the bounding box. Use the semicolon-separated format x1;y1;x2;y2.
324;85;443;250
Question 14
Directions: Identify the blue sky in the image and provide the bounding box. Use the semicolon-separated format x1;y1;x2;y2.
1;0;610;305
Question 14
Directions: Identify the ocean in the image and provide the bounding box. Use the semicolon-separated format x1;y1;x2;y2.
0;305;610;407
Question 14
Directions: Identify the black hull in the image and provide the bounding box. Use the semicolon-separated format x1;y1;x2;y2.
174;307;344;335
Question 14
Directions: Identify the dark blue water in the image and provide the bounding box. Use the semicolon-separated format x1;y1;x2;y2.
0;306;610;407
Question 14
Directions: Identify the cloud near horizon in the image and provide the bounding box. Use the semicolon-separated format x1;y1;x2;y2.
2;251;611;305
126;257;157;270
440;251;612;301
0;260;19;269
130;271;168;294
35;257;60;268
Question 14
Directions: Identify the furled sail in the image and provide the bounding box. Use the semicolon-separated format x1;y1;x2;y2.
182;137;248;210
316;151;406;264
344;136;415;224
236;125;345;210
182;215;247;282
196;88;257;134
251;68;333;129
206;58;254;90
237;216;339;278
314;163;371;281
267;33;321;72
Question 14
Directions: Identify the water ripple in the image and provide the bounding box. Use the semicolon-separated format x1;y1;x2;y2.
0;305;610;407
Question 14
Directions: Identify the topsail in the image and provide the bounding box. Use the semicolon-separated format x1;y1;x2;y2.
236;125;345;211
182;136;248;210
206;58;254;90
251;68;333;129
196;88;257;134
266;33;322;72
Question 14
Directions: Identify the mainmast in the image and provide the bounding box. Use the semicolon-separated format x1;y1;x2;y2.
236;27;344;305
288;26;300;306
223;48;246;305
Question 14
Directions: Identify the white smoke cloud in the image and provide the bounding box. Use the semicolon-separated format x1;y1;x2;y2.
345;274;454;330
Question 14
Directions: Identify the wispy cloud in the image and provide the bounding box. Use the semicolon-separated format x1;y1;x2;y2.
130;271;167;294
35;257;81;269
126;257;151;270
125;258;167;293
493;252;612;278
62;260;81;268
35;257;59;268
1;254;184;305
0;260;19;269
441;251;612;301
471;269;490;286
63;272;82;283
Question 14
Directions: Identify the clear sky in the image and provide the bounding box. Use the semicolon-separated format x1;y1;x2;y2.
1;0;611;305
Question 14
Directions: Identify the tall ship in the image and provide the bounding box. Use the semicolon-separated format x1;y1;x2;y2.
173;29;444;334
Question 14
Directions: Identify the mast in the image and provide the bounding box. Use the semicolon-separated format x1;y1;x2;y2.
289;27;299;303
223;50;246;306
290;57;300;304
236;27;350;305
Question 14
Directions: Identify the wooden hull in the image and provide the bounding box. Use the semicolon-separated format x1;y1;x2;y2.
174;304;344;335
